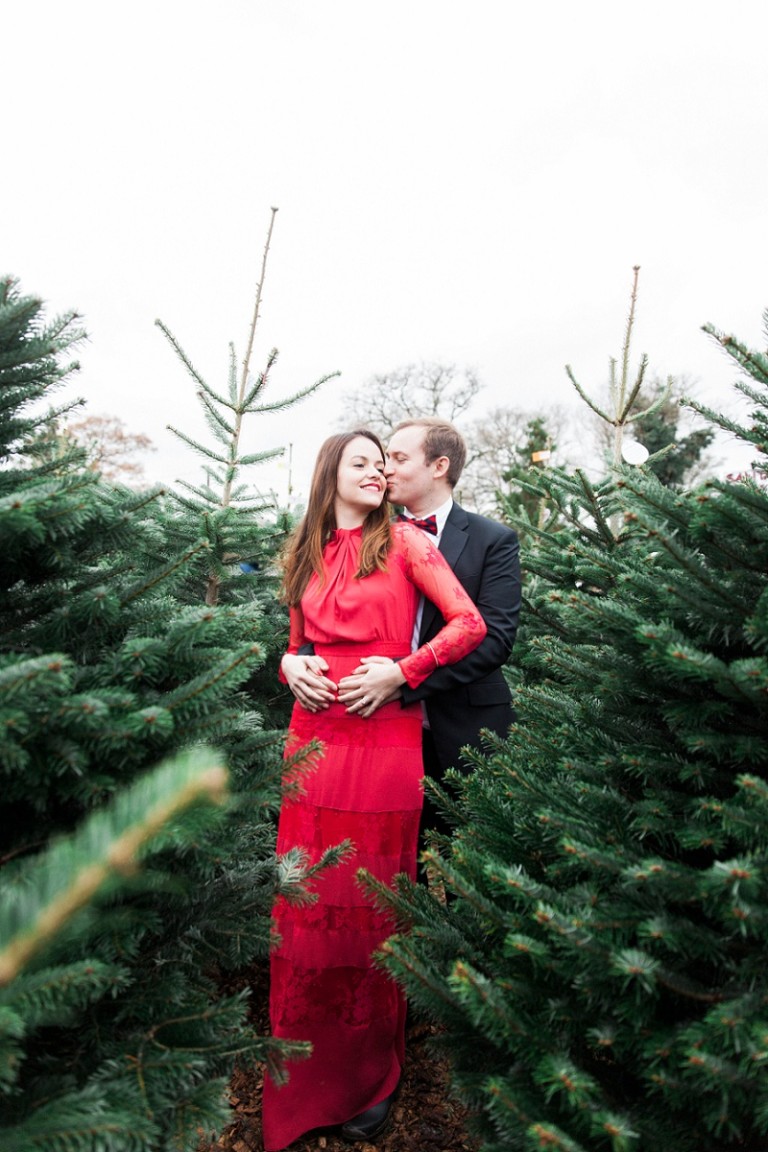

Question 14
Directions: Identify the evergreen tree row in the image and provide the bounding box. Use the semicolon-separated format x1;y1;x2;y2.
375;312;768;1151
0;277;307;1151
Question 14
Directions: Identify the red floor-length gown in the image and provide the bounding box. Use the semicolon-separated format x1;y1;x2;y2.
262;521;486;1151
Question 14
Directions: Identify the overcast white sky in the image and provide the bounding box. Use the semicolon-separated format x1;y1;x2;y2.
4;1;767;501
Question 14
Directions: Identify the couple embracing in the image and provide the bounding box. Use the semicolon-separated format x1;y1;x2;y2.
263;417;521;1149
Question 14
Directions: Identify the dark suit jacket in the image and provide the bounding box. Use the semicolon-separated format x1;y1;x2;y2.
400;502;521;774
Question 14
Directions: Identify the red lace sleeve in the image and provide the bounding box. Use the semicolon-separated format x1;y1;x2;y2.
396;523;487;688
277;605;306;684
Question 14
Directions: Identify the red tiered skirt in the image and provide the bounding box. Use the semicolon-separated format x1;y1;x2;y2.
262;643;424;1151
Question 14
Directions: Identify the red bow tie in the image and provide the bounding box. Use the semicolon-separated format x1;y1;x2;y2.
399;513;438;535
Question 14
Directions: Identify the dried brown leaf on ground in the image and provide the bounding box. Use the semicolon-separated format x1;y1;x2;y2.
199;963;480;1152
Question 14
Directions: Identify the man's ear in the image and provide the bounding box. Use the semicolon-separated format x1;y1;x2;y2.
432;455;451;480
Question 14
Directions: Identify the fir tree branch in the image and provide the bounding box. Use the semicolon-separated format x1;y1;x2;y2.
203;208;282;549
682;398;764;451
160;645;264;713
172;478;221;504
250;370;340;413
731;378;768;414
655;971;726;1003
573;470;619;544
119;540;212;604
565;366;611;422
619;265;641;405
703;324;768;386
239;207;279;405
154;320;209;391
0;749;228;984
242;350;279;408
616;353;649;422
236;448;284;466
199;391;236;439
166;425;228;463
227;342;237;404
0;1090;156;1151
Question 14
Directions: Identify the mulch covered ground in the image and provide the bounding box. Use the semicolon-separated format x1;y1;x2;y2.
200;962;480;1152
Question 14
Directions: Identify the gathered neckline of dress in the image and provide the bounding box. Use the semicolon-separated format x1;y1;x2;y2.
329;525;363;541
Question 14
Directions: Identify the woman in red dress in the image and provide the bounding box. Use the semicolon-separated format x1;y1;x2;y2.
262;431;486;1149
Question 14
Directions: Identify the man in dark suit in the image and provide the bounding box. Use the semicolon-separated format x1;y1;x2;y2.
339;417;521;837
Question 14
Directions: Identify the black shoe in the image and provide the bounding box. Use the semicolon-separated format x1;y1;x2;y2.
339;1089;396;1143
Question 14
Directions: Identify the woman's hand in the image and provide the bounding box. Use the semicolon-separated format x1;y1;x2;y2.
338;656;406;717
281;653;337;713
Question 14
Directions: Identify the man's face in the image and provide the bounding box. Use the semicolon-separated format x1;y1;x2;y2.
384;425;435;513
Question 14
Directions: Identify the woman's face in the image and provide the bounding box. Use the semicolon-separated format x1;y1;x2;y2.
334;435;386;521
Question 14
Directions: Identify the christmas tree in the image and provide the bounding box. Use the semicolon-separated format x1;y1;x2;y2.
374;308;768;1151
628;377;715;488
495;414;562;537
0;274;313;1150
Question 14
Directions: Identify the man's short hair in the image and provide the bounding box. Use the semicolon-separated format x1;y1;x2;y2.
391;416;467;488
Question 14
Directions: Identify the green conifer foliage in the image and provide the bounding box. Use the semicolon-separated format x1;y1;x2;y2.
155;206;336;614
375;312;768;1151
497;416;562;537
0;278;302;1150
631;379;714;488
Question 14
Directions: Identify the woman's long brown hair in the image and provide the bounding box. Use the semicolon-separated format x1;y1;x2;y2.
281;430;393;606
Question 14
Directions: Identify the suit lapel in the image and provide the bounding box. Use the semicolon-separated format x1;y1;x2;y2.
419;503;469;640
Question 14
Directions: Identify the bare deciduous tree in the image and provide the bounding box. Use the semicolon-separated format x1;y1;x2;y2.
65;413;155;483
337;361;482;438
460;405;572;514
